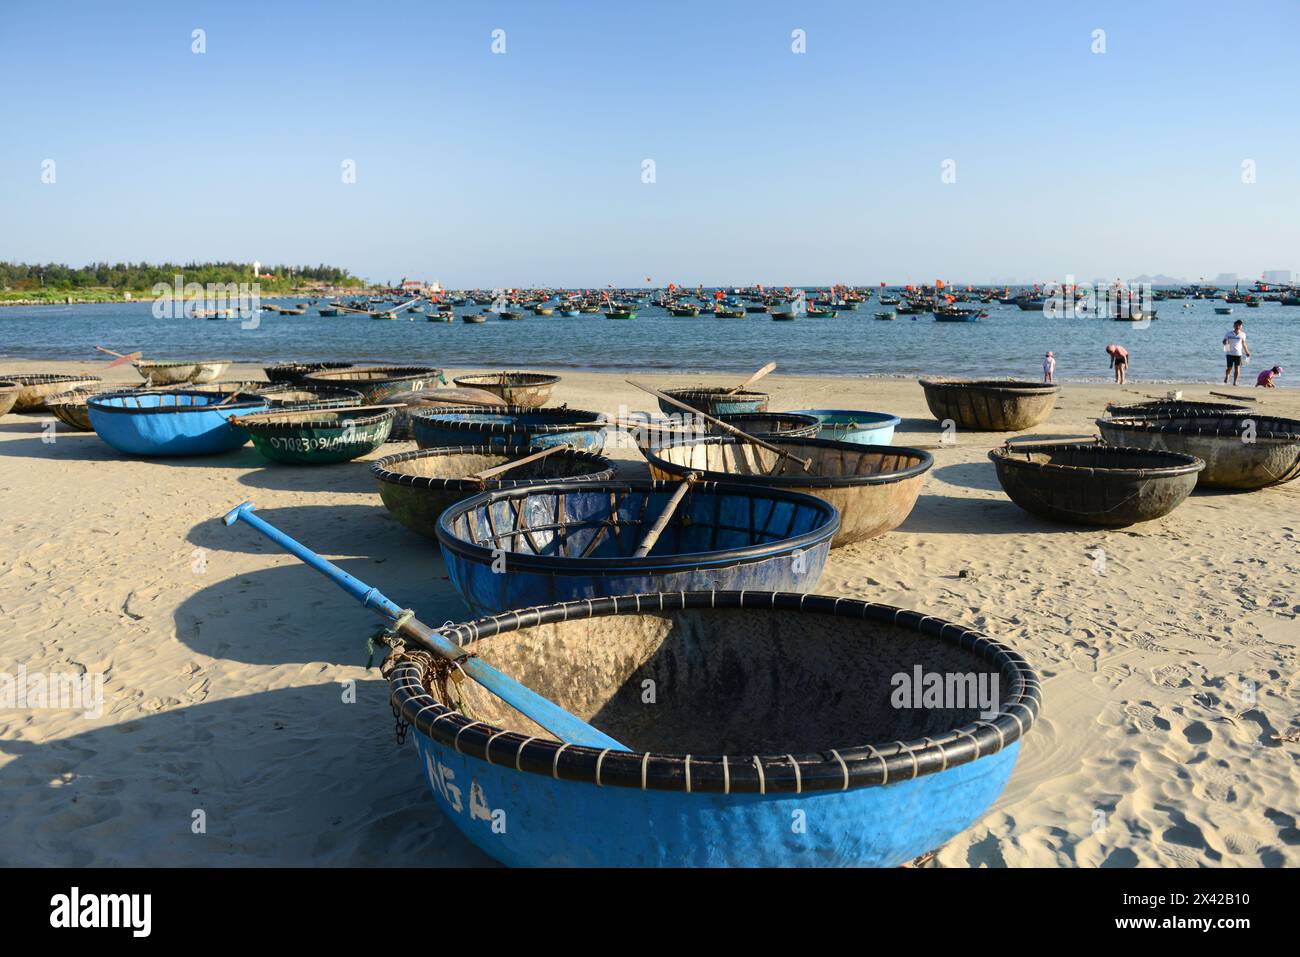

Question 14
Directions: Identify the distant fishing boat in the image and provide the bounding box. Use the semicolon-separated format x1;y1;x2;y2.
1015;298;1046;311
318;307;344;317
770;310;795;321
498;310;525;321
713;306;746;318
805;305;834;318
670;304;701;317
605;304;637;319
874;311;896;320
462;313;487;323
426;312;452;322
879;295;900;305
533;305;555;316
1215;306;1233;315
934;306;984;322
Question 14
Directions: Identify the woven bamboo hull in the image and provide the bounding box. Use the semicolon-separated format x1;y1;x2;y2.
411;405;607;452
189;361;230;384
1098;415;1300;490
645;437;932;548
388;592;1039;866
659;388;768;417
452;372;560;408
264;362;354;385
918;379;1058;431
133;361;198;385
372;447;616;538
990;444;1203;526
2;374;102;412
302;366;441;404
0;382;20;417
436;482;838;615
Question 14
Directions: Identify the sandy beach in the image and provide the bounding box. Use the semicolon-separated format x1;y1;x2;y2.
0;359;1296;867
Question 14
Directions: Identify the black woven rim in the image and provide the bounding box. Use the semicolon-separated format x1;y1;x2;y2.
264;361;354;382
410;404;605;435
453;372;561;390
371;445;615;490
644;435;934;489
387;591;1041;794
664;387;768;402
1099;415;1300;442
87;389;269;415
303;366;440;387
919;378;1060;396
1104;401;1250;417
435;479;840;575
0;373;102;387
262;384;366;405
1;380;24;392
989;443;1206;479
232;405;397;432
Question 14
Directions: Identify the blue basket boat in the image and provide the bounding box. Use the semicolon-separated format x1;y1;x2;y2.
784;409;901;445
386;590;1041;867
658;387;768;418
436;480;838;614
88;389;270;456
411;405;608;452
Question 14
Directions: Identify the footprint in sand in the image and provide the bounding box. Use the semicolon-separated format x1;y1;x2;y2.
1070;643;1098;673
1181;719;1213;746
1123;702;1170;733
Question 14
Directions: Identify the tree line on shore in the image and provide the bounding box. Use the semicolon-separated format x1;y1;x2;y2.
0;261;363;296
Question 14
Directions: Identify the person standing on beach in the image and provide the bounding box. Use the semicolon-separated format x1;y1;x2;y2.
1106;344;1128;384
1222;320;1250;385
1043;351;1056;383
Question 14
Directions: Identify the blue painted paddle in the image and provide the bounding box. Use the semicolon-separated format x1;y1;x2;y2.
223;501;630;752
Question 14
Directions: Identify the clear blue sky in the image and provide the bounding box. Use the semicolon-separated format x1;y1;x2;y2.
2;0;1297;287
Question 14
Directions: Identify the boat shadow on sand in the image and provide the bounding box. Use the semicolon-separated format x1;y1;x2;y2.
0;684;492;866
182;504;467;666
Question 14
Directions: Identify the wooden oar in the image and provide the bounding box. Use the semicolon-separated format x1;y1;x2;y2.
1211;391;1258;402
723;361;776;395
627;379;814;471
95;345;143;368
223;501;629;751
632;474;698;558
469;444;569;485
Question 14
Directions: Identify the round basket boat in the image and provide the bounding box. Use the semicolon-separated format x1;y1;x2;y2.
411;405;608;452
263;361;354;385
783;409;900;445
43;386;120;431
0;373;103;412
88;389;270;456
231;405;396;465
132;360;199;386
260;384;365;409
386;590;1041;867
645;436;932;548
709;412;820;440
1098;414;1300;490
452;371;561;408
1103;399;1250;418
189;360;231;384
989;443;1204;526
372;446;616;539
0;380;21;417
302;365;441;404
437;481;838;614
918;378;1059;431
382;386;505;440
658;386;769;417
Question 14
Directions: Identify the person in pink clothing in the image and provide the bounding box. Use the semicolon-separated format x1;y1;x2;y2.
1256;365;1282;388
1105;344;1129;384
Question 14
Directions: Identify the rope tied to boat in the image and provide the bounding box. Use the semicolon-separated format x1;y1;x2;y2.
365;607;415;668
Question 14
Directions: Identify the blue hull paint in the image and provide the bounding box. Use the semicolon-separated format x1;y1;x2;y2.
443;537;831;615
411;733;1021;866
89;393;269;456
786;409;900;446
658;397;764;418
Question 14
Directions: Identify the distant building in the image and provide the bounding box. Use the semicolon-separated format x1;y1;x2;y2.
1262;269;1291;284
398;278;443;294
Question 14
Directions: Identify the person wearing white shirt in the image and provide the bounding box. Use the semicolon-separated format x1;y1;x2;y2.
1222;320;1250;386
